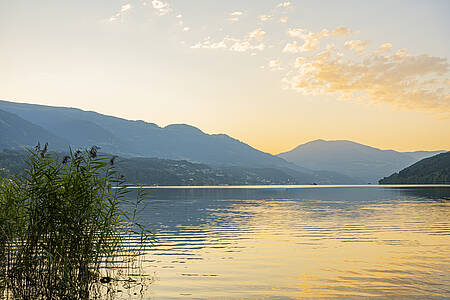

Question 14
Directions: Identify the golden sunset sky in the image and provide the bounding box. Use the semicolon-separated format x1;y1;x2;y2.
0;0;449;154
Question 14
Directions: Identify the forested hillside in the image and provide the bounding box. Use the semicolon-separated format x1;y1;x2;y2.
0;150;343;185
379;152;450;184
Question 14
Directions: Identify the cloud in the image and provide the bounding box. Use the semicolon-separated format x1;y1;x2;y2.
108;3;133;22
277;2;291;8
287;28;305;38
190;37;228;50
283;47;450;113
283;26;358;54
283;41;301;53
230;41;265;52
288;26;355;40
258;14;272;22
152;0;171;16
249;28;266;40
191;36;265;53
229;11;244;23
396;49;407;57
283;38;320;53
301;37;320;51
331;26;354;37
269;59;283;71
378;43;392;52
191;26;269;53
121;4;132;12
344;40;368;54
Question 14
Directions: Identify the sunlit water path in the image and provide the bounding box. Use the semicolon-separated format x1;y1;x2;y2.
125;186;450;299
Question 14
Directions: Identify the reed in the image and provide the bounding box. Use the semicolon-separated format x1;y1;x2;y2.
0;145;152;299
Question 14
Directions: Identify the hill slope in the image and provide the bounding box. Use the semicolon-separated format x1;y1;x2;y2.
0;100;298;168
278;139;445;183
0;150;356;185
379;152;450;184
0;109;67;151
0;100;359;184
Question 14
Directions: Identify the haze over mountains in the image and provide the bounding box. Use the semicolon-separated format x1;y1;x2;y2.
278;140;445;184
0;108;68;151
0;100;445;184
0;100;291;167
0;100;357;184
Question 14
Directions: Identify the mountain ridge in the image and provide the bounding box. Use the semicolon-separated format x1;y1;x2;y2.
379;152;450;184
0;100;358;184
278;139;446;183
0;108;68;151
2;100;444;184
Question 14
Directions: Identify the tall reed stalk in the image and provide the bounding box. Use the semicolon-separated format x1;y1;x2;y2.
0;145;152;299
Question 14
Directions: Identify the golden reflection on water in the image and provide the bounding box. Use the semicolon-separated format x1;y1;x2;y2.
133;187;450;299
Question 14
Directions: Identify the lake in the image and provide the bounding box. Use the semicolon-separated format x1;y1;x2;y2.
125;185;450;299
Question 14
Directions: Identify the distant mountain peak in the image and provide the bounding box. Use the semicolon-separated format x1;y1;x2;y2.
164;124;205;134
281;139;376;156
278;139;446;183
0;99;360;184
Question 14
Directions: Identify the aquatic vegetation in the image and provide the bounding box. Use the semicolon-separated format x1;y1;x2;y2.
0;145;152;299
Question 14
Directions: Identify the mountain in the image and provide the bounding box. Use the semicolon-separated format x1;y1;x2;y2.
402;151;447;161
117;157;303;185
0;109;67;151
278;139;445;184
0;149;354;185
0;100;357;184
379;152;450;184
0;100;292;167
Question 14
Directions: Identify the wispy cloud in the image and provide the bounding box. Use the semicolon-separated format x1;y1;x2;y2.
152;0;171;16
284;26;355;53
107;1;449;115
288;26;354;39
229;11;244;23
191;33;265;53
249;28;266;40
230;41;265;52
283;41;301;53
108;3;132;22
269;59;283;71
108;0;192;34
378;43;392;52
190;37;227;49
258;14;273;22
332;26;355;37
344;40;368;54
277;2;291;8
283;46;450;113
121;4;132;12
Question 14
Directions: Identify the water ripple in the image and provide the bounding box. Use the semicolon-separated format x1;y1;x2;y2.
127;186;450;299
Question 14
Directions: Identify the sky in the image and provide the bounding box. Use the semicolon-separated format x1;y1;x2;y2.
0;0;449;154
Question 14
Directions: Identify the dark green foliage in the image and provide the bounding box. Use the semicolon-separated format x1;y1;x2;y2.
0;147;151;299
379;152;450;184
0;150;338;185
117;157;299;185
0;149;28;177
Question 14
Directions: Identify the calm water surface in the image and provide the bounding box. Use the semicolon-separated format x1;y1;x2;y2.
127;186;450;299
